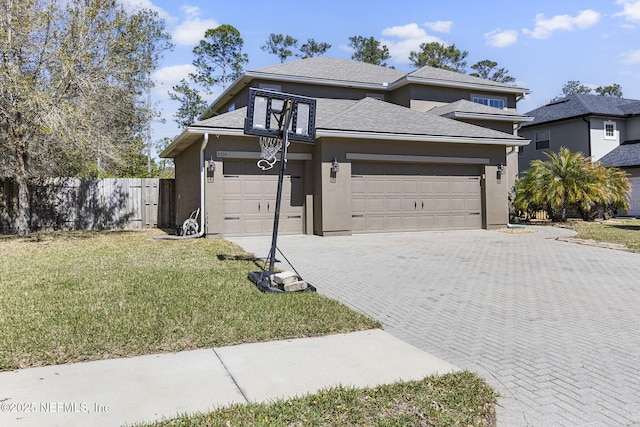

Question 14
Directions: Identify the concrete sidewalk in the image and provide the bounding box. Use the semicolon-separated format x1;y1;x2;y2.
0;329;457;427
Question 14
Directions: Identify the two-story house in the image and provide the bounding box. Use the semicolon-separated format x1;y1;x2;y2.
161;56;532;237
518;94;640;216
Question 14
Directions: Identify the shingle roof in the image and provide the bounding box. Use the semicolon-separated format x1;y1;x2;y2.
428;99;529;118
250;57;406;86
408;66;525;91
192;97;524;142
599;142;640;168
522;94;640;127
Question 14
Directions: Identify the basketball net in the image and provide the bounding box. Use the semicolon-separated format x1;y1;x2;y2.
257;136;289;170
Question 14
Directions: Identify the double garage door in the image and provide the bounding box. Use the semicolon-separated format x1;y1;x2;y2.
222;161;304;236
221;160;483;236
351;162;482;232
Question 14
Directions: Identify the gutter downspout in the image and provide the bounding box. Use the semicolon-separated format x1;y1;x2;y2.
197;133;209;237
583;117;592;158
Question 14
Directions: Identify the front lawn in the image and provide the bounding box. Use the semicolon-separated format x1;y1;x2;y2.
0;230;379;371
141;371;498;427
569;218;640;253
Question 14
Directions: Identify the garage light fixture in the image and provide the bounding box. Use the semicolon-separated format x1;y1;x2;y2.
208;156;215;174
331;158;340;173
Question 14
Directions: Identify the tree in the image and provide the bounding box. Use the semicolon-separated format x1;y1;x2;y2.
169;79;208;129
0;0;171;237
595;83;623;98
348;36;391;67
261;33;298;63
298;38;331;58
470;60;516;83
513;147;630;222
409;42;468;73
190;24;249;92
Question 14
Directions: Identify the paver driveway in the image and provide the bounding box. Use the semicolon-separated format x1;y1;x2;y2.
231;226;640;426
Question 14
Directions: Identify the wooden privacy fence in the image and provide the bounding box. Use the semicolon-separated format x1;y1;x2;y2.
0;178;175;233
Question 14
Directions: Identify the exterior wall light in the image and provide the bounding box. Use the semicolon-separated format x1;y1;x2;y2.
207;156;216;175
331;158;340;173
496;163;504;179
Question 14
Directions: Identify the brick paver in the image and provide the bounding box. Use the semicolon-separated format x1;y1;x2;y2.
231;226;640;426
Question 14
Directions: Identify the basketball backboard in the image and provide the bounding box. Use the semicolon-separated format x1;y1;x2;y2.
244;88;316;144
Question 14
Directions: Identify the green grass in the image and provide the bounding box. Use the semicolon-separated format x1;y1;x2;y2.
0;230;379;371
140;371;497;427
569;218;640;253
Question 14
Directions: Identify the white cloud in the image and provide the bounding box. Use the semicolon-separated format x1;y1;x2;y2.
380;23;444;65
485;29;518;47
523;9;601;39
172;18;219;46
615;0;640;23
424;20;453;33
167;5;219;46
621;49;640;64
118;0;174;23
382;23;428;39
152;64;197;96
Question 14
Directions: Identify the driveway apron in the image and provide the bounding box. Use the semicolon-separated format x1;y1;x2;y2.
230;226;640;427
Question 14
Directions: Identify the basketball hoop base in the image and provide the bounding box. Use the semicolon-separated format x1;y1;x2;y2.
248;271;317;293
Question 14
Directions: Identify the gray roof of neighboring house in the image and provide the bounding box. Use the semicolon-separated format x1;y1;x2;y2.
599;142;640;168
428;99;532;121
522;94;640;127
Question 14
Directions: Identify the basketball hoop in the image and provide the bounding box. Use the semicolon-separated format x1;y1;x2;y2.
257;136;288;170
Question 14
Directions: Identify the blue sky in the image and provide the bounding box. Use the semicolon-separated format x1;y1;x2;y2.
121;0;640;149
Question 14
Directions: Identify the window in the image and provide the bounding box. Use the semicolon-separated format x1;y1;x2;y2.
604;120;616;140
535;130;550;150
472;96;505;110
227;103;235;112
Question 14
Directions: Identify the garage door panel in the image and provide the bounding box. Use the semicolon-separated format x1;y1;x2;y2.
222;161;304;236
351;162;482;233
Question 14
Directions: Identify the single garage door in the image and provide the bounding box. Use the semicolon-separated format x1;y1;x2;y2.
351;162;482;232
223;161;304;236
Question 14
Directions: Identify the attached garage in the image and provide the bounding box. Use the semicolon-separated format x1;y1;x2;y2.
351;163;482;233
222;160;305;236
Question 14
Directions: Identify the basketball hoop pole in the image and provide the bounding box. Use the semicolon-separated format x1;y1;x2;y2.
267;100;293;272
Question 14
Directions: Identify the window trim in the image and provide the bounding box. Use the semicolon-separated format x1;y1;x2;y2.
535;130;550;150
604;120;616;140
471;94;506;110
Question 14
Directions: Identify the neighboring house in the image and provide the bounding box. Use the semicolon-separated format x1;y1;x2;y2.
518;93;640;217
161;56;531;237
599;143;640;216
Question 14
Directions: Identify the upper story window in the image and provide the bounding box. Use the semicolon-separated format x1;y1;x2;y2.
535;130;550;150
227;103;235;112
472;96;505;110
604;120;616;140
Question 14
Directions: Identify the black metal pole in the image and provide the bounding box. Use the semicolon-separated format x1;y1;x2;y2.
268;101;293;272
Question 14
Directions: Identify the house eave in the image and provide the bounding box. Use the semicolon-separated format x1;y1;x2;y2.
445;112;534;122
317;129;530;146
390;75;531;96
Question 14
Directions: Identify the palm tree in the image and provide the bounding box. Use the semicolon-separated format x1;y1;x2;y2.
513;147;630;221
